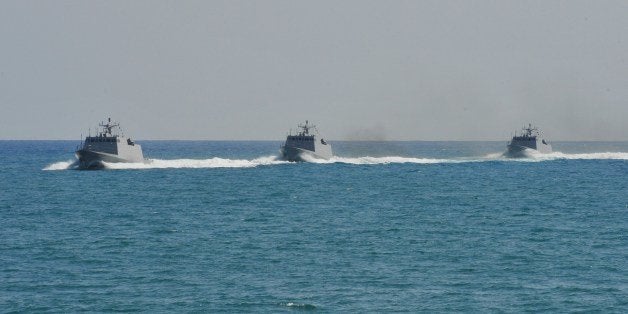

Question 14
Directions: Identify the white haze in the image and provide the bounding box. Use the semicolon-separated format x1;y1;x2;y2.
2;1;628;140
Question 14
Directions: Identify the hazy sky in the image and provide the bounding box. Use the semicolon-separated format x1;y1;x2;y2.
1;0;626;140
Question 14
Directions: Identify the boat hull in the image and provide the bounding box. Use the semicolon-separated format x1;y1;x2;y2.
505;145;533;158
75;149;143;169
280;146;332;162
505;143;552;158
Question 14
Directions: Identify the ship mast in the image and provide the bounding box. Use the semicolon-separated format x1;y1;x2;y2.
297;120;316;136
522;123;538;137
99;117;119;136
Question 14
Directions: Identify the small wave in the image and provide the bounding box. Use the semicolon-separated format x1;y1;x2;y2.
279;302;317;310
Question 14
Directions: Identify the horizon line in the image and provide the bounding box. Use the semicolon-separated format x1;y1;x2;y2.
1;138;628;142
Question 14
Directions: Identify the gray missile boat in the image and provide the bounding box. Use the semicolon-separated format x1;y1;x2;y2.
280;120;332;161
505;123;552;157
75;118;145;169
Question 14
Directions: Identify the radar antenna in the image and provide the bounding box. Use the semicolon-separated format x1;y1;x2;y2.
99;117;120;136
297;120;317;136
522;123;539;137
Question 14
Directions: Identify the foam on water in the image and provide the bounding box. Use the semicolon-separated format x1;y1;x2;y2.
103;155;288;169
308;151;628;164
315;155;463;164
42;156;288;170
43;160;79;171
503;150;628;162
42;151;628;170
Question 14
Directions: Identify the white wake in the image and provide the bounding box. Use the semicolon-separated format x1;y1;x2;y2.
302;150;628;164
302;154;465;164
506;150;628;161
104;155;288;169
43;151;628;170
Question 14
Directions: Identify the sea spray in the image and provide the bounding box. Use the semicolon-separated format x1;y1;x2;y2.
43;160;79;171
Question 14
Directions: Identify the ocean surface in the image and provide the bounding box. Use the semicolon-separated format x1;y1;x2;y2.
1;140;627;312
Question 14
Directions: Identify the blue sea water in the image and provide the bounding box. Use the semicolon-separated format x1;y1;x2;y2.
1;140;627;312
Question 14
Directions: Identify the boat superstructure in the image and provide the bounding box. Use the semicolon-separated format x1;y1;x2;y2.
506;123;552;157
75;118;144;169
280;120;332;161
